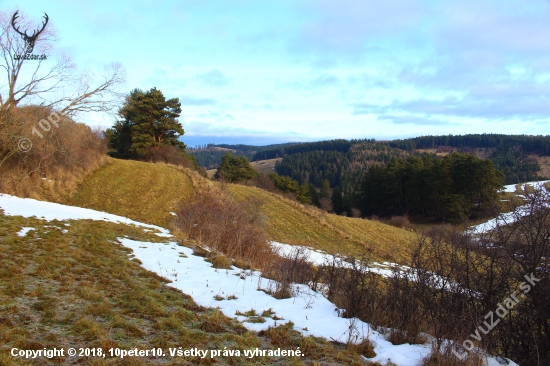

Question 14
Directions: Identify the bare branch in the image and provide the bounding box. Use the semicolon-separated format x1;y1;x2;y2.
0;9;125;115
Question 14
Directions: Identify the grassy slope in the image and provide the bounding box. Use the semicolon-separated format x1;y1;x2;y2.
0;214;365;365
65;158;417;264
227;184;418;263
65;158;194;227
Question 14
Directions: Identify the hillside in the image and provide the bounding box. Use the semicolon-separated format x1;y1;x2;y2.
1;157;540;365
227;184;417;263
64;158;195;227
189;143;298;169
64;158;417;264
0;201;367;366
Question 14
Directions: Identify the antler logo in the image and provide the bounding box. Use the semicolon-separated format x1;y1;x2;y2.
11;11;49;55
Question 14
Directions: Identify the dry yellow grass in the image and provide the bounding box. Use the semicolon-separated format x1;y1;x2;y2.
249;158;282;174
64;158;195;227
0;211;365;365
62;157;417;263
207;158;282;178
227;184;418;263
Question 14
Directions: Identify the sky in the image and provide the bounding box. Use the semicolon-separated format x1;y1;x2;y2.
2;0;550;147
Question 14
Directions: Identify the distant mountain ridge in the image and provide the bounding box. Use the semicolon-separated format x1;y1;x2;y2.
189;134;550;186
188;142;300;169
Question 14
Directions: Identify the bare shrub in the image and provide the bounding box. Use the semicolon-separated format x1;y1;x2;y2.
389;214;414;230
254;173;277;192
319;197;333;212
347;337;376;358
421;344;484;366
263;246;316;299
316;254;382;320
142;145;193;168
351;208;361;218
172;190;272;269
0;106;106;199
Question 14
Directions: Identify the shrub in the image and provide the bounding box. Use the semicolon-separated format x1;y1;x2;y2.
209;253;233;269
214;153;258;182
388;215;414;230
0;106;106;198
141;145;194;169
172;190;272;269
263;246;316;299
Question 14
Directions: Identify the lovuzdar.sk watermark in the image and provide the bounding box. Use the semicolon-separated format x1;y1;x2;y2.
14;53;47;61
453;272;540;360
11;10;49;61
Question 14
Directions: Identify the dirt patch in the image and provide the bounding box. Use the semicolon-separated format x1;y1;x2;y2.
250;158;282;174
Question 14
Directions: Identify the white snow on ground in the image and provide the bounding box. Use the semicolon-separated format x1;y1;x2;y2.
271;242;469;293
472;180;549;234
120;238;432;365
17;227;35;237
0;194;172;237
0;194;518;366
500;180;549;193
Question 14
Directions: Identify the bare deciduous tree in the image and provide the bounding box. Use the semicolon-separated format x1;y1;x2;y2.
0;9;125;116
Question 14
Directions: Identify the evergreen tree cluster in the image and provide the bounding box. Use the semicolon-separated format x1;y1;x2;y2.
267;172;312;205
361;153;504;222
274;140;409;193
388;134;550;154
253;139;351;161
214;153;258;182
190;149;249;169
387;134;550;184
107;87;186;158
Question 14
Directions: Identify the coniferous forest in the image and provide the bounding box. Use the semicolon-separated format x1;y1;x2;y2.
192;134;549;221
360;153;504;222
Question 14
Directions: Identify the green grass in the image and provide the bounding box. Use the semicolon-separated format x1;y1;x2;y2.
0;213;368;365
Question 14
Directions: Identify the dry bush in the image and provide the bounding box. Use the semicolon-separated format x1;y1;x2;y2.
209;253;233;269
319;197;333;212
316;254;383;320
347;337;376;358
351;208;361;218
388;214;414;230
263;246;317;299
253;173;277;192
421;344;484;366
0;106;106;199
172;190;273;269
142;145;193;168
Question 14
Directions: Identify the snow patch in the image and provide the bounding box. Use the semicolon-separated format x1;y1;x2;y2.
0;194;170;236
17;227;35;237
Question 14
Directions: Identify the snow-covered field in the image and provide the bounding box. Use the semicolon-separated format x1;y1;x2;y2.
500;180;549;193
471;180;549;234
0;193;517;366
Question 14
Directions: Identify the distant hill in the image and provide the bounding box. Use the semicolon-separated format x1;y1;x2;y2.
387;134;550;184
256;135;550;191
193;134;550;192
268;139;410;193
189;142;300;169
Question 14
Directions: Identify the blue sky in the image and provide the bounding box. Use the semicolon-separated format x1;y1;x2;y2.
3;0;550;146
